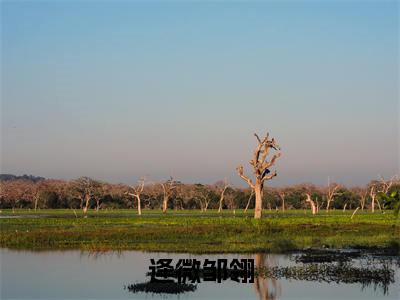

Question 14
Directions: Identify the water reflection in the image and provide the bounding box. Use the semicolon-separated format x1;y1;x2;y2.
2;249;399;299
258;255;395;295
254;253;281;300
122;251;397;298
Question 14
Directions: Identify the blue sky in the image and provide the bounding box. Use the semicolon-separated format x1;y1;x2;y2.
1;1;398;186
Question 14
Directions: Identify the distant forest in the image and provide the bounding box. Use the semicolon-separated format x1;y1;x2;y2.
0;174;399;212
0;174;45;182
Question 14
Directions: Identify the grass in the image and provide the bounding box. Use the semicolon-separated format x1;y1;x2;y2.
0;209;399;253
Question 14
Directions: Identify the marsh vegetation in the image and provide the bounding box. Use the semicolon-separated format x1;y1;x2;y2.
1;209;398;253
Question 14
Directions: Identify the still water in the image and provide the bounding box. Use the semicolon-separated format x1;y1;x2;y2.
1;249;399;300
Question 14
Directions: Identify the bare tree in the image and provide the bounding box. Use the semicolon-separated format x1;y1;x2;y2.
305;193;317;215
352;187;368;211
254;253;281;300
244;189;255;213
379;175;397;194
127;177;145;216
369;181;383;213
369;185;377;213
33;182;42;211
315;197;321;213
359;190;367;211
94;183;110;212
224;188;237;212
161;177;176;213
368;176;397;213
325;178;340;212
217;179;229;213
70;177;101;217
194;184;214;212
237;132;281;219
351;207;360;219
278;191;286;212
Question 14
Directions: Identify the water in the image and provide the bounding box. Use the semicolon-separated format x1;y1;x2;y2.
1;249;399;299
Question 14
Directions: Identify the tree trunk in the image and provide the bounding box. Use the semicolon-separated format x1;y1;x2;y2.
351;207;360;219
306;194;316;215
218;195;224;213
244;191;254;213
162;196;168;213
371;195;375;213
204;201;209;212
83;194;90;217
310;202;316;215
326;200;331;211
376;198;382;211
254;181;263;219
137;195;142;216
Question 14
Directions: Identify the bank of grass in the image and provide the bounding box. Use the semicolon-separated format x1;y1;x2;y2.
0;209;399;253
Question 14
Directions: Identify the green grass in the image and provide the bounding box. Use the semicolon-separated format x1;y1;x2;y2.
1;209;399;253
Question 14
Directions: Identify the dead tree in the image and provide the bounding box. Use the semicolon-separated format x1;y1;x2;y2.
368;176;397;213
351;207;360;219
315;197;321;214
370;185;377;213
194;184;213;212
71;177;101;217
379;175;397;194
325;179;340;212
369;183;383;213
305;193;317;215
33;182;44;211
95;183;110;212
353;187;368;211
161;177;176;213
278;191;286;212
202;192;213;212
217;179;229;213
254;253;281;300
244;190;255;213
237;132;281;219
127;178;145;216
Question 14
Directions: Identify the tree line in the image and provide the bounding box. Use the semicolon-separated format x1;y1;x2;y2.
1;174;398;216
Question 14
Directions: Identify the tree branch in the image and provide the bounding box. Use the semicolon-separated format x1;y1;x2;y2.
262;152;282;170
236;166;255;188
262;170;277;182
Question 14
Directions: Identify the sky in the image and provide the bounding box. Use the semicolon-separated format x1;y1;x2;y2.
1;1;399;187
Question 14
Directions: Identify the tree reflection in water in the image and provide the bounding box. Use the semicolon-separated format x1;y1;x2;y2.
254;253;281;300
114;251;397;297
256;250;397;297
